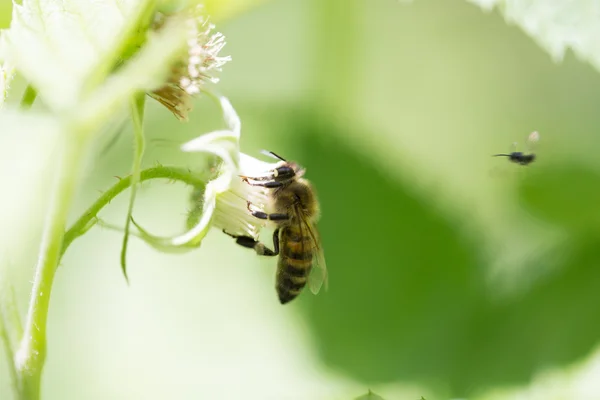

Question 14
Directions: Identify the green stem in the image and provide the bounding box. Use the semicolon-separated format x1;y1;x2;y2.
19;86;37;110
12;162;205;400
120;93;147;281
61;166;207;258
15;134;89;399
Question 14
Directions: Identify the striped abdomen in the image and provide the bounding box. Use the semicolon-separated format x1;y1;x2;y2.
276;225;314;304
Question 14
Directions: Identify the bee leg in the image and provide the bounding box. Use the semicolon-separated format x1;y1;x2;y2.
242;179;286;188
241;166;296;184
251;211;289;220
246;202;289;221
222;229;280;256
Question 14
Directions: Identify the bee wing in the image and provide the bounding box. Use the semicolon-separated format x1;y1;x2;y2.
526;131;540;152
294;205;328;295
308;231;328;295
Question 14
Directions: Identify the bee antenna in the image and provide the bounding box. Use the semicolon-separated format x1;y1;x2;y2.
493;154;511;157
260;149;287;161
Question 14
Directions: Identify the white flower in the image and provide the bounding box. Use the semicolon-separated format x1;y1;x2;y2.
209;153;275;239
181;11;232;92
131;95;278;252
149;5;232;121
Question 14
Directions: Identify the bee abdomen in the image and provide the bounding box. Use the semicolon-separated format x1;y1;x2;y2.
282;244;313;261
285;230;312;243
276;227;314;304
276;255;312;304
276;269;308;304
281;228;313;261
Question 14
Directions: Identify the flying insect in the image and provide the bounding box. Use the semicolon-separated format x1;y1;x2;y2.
493;131;539;166
223;151;328;304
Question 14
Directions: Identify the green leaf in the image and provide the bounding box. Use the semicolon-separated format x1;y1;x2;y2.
517;163;600;233
467;0;600;72
354;390;386;400
1;0;156;110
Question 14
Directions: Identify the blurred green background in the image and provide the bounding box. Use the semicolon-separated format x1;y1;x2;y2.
3;0;600;399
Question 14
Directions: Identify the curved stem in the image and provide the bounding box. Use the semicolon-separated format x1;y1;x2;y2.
14;159;205;399
61;166;207;258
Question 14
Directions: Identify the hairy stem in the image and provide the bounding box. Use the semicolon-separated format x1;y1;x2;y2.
11;155;206;400
61;166;207;258
15;134;89;399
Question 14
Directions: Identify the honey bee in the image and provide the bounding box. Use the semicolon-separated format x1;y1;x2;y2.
223;151;328;304
493;131;539;166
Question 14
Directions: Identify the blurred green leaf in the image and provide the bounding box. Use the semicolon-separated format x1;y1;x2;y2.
1;0;155;110
517;164;600;233
283;111;600;398
203;0;272;22
354;389;386;400
290;112;483;395
0;2;11;29
467;0;600;74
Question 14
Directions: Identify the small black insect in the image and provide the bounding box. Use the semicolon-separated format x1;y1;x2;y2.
493;151;535;165
493;131;539;166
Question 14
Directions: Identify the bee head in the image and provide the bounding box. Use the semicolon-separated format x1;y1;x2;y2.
262;150;306;181
287;161;306;177
271;160;304;183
